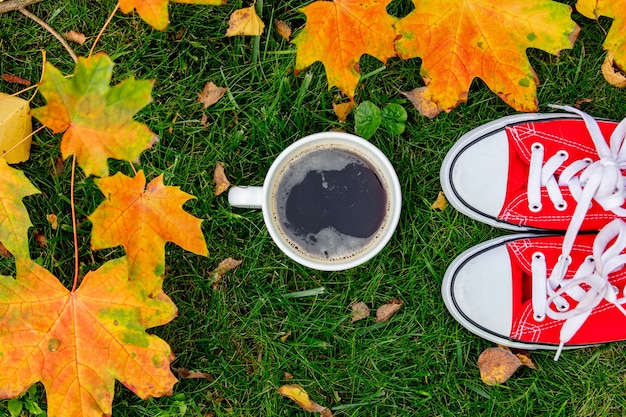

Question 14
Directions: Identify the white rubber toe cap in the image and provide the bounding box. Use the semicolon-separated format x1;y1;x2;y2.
441;128;509;225
442;237;515;342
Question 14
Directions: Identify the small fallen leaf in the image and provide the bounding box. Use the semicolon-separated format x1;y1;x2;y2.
280;331;292;343
225;6;265;37
213;162;231;196
601;51;626;88
332;101;355;123
574;98;594;108
275;19;292;41
278;384;333;415
64;30;87;45
284;372;293;381
46;213;58;230
200;113;209;127
513;350;537;370
33;230;47;248
375;299;403;322
209;257;241;288
431;191;447;211
1;73;32;86
197;82;227;108
173;367;214;380
402;87;444;119
478;347;523;385
351;301;370;323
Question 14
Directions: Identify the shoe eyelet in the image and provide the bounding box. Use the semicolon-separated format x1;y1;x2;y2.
557;301;570;312
558;254;572;266
583;157;593;164
529;202;542;212
534;313;546;322
532;142;544;151
557;150;569;159
585;255;595;263
556;201;568;211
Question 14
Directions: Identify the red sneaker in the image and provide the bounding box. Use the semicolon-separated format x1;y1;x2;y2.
442;219;626;360
440;106;626;233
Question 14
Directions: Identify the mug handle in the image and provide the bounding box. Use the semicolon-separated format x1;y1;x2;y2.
228;186;264;209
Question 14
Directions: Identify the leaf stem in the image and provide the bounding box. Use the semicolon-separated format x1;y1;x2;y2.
90;2;120;57
70;157;79;292
19;7;77;63
0;125;44;160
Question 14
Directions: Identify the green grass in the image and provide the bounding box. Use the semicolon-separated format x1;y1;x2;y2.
2;0;626;416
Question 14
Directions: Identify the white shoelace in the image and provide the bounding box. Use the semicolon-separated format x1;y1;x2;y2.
527;105;626;359
531;219;626;360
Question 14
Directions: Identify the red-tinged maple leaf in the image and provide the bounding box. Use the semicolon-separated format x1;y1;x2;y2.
0;158;39;259
0;258;177;417
577;0;626;72
89;170;208;283
31;53;157;178
119;0;227;31
395;0;579;116
292;0;398;98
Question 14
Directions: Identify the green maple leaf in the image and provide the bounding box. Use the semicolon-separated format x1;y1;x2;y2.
31;53;157;177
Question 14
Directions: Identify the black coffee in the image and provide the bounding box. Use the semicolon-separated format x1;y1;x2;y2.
272;146;389;263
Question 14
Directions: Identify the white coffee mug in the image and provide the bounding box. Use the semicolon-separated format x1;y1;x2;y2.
228;132;401;271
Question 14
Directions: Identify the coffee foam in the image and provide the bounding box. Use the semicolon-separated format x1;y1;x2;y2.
270;144;392;264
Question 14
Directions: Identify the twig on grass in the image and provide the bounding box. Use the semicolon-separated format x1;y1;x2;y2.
18;7;78;63
0;0;43;14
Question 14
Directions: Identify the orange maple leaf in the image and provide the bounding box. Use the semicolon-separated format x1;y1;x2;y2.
576;0;626;72
0;159;39;259
31;53;157;178
119;0;227;31
292;0;398;98
89;170;208;282
395;0;579;116
0;258;177;417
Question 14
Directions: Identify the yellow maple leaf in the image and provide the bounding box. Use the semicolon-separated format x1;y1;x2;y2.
292;0;398;98
576;0;626;87
89;171;208;284
0;259;177;417
119;0;226;31
396;0;579;116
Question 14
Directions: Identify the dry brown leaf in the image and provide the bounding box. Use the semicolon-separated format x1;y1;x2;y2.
46;213;58;230
431;191;447;211
278;384;333;415
198;82;227;108
213;162;231;196
275;19;292;41
209;257;241;288
478;347;523;385
64;30;87;45
375;299;403;322
33;230;47;248
601;51;626;88
332;101;355;123
284;372;293;381
225;6;265;37
173;367;214;380
351;301;370;323
1;73;32;86
402;87;444;119
0;241;10;258
515;353;537;370
200;113;209;127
